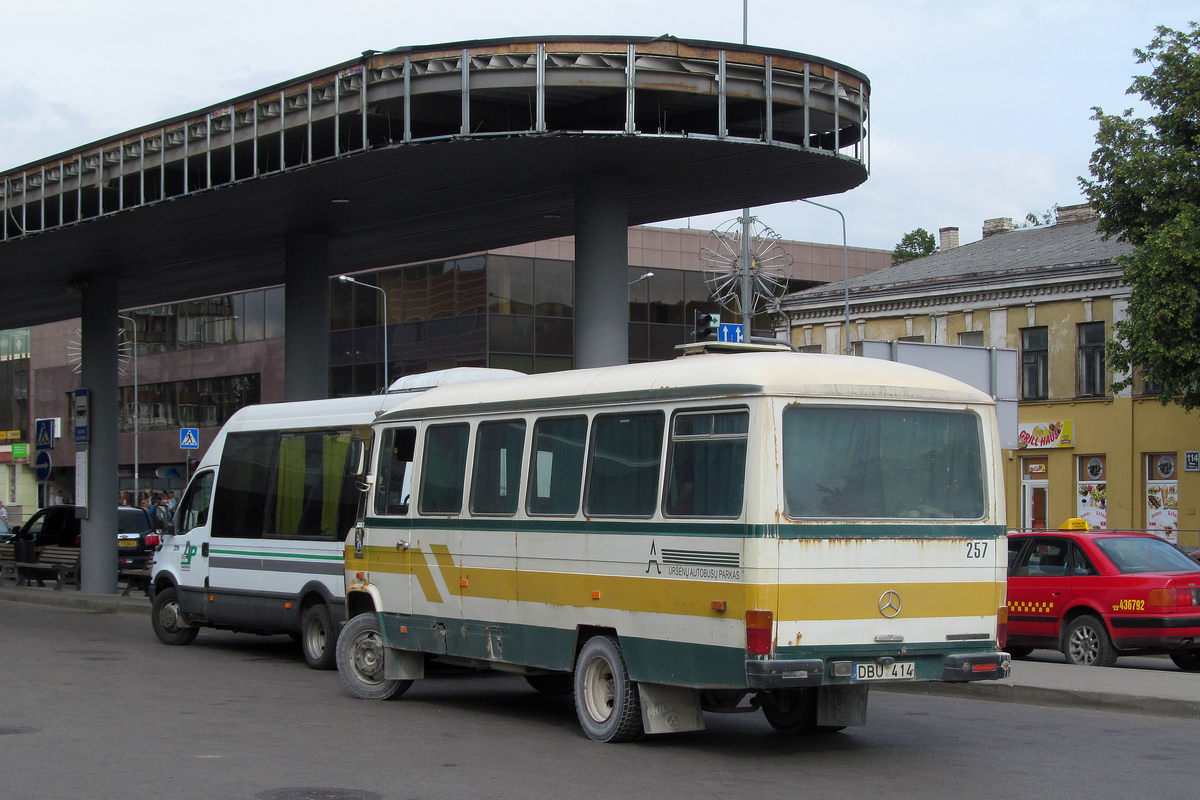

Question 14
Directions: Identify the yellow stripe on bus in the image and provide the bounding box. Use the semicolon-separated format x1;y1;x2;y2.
351;546;1001;621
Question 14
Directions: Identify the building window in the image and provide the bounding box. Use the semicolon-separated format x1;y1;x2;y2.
1077;321;1105;397
1021;327;1048;400
958;331;984;347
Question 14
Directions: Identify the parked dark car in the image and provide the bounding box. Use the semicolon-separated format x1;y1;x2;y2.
14;505;163;570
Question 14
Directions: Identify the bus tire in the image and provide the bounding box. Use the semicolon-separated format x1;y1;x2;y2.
761;688;818;734
574;635;644;743
151;586;199;646
1063;614;1117;667
336;613;412;701
300;603;336;670
525;673;574;695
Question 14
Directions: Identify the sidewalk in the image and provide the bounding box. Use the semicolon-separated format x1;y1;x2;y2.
2;583;1196;720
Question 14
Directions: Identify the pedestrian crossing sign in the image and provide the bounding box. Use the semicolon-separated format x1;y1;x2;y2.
35;419;55;450
180;428;200;449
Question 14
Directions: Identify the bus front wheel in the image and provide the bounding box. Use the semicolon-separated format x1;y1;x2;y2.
151;586;199;646
336;613;412;701
574;635;644;743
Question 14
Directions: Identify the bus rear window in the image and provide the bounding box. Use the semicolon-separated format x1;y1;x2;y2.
782;406;985;520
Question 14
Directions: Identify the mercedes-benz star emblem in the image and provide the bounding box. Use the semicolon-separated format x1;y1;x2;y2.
878;590;902;618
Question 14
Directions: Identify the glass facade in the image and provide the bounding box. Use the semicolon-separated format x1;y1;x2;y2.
329;254;773;397
122;288;283;355
118;374;261;433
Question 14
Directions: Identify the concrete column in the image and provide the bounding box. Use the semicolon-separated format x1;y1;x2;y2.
79;271;119;594
574;175;629;369
284;232;331;401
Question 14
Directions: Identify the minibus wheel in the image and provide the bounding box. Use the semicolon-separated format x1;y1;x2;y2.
301;603;336;670
574;635;643;743
151;586;199;646
336;613;412;701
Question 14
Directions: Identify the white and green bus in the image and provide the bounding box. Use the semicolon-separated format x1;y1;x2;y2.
149;368;519;669
337;348;1011;741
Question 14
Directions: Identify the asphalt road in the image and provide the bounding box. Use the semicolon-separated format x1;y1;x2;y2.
2;602;1196;800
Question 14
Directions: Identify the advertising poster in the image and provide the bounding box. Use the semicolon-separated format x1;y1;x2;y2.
1077;482;1107;529
1146;481;1178;543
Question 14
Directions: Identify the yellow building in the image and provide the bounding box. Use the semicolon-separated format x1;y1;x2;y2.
779;205;1200;549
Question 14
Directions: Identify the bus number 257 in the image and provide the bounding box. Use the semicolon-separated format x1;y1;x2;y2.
966;541;988;559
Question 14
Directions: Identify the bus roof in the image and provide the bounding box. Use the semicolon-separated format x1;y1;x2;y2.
376;352;994;422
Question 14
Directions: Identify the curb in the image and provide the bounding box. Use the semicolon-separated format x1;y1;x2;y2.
878;677;1200;720
0;585;150;616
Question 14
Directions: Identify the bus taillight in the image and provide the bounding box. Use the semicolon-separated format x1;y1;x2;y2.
997;606;1008;649
745;609;773;656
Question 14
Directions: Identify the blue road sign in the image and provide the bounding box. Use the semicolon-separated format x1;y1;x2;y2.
180;428;200;449
35;450;52;481
35;419;54;450
718;323;744;343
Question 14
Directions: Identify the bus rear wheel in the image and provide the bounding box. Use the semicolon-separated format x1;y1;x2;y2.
761;688;844;735
336;613;412;701
574;635;643;743
301;603;336;670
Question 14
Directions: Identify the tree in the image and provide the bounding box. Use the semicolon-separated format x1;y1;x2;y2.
1080;22;1200;409
891;228;938;265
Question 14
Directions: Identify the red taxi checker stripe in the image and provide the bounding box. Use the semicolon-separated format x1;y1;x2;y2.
1009;601;1054;613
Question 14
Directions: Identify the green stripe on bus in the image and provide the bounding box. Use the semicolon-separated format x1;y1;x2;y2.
209;549;343;560
362;517;1005;540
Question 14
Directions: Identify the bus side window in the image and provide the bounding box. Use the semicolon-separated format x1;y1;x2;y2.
470;420;526;515
375;427;416;516
527;416;587;516
178;471;214;533
584;411;665;517
664;409;748;518
419;423;470;515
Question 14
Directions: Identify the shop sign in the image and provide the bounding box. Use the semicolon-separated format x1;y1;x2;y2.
1017;421;1074;449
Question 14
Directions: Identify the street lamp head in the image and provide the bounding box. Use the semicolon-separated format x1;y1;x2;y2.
337;275;353;284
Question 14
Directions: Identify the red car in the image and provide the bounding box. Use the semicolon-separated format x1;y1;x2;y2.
1007;527;1200;669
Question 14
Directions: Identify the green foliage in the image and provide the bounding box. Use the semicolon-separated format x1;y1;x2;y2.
1019;205;1059;228
891;228;938;265
1081;22;1200;409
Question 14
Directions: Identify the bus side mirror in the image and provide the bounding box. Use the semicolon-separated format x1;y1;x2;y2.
347;439;369;479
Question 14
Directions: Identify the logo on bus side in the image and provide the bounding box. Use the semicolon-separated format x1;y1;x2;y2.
647;541;741;581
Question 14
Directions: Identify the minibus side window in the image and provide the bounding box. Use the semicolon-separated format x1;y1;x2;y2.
177;470;214;533
470;420;526;515
527;416;587;516
375;427;416;516
585;411;665;517
664;409;748;518
266;431;353;539
213;431;273;538
419;423;470;515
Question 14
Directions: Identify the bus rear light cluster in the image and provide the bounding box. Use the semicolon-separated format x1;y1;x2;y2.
745;609;773;656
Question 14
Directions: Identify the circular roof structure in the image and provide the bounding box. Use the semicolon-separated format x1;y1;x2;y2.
0;35;870;328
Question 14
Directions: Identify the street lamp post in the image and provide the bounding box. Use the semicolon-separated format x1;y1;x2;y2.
799;198;852;354
117;315;138;502
338;275;390;392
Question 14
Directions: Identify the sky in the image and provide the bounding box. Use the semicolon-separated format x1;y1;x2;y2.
1;0;1195;252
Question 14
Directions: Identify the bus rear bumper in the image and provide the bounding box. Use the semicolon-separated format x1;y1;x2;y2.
745;659;826;688
941;652;1011;682
746;652;1011;688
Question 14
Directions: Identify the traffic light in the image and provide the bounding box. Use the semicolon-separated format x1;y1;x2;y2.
694;311;720;341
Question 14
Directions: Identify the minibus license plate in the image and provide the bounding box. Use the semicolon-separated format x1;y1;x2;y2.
852;661;915;682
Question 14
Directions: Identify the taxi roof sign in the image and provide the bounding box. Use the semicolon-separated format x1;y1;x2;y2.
1059;517;1090;531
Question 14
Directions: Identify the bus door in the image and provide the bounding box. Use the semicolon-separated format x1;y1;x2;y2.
170;469;215;608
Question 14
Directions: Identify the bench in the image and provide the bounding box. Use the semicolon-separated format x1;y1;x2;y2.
119;567;152;597
0;543;16;585
15;545;81;590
